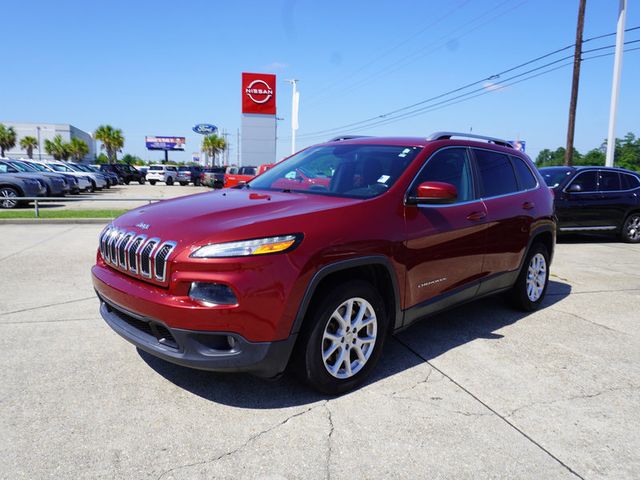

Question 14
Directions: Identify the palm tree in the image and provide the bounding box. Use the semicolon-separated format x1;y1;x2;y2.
67;138;89;162
44;135;71;161
94;125;124;163
0;124;17;157
201;134;227;166
19;136;39;159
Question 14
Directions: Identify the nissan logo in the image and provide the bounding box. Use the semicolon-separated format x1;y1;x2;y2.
245;79;273;104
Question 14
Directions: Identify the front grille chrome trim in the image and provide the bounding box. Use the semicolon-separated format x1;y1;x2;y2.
139;237;160;279
128;235;147;274
153;241;177;282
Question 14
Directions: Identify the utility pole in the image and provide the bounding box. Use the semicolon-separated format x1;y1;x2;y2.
565;0;586;166
285;79;299;154
222;130;230;166
605;0;627;167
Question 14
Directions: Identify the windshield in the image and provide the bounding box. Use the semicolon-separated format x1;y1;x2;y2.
248;144;421;198
7;162;30;172
539;167;573;188
27;162;47;172
149;166;163;171
71;164;91;172
49;164;73;172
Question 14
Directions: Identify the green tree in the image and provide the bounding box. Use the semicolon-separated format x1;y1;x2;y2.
19;136;38;159
94;125;124;163
121;153;145;165
201;134;227;166
95;153;109;164
0;124;17;157
67;137;89;162
44;135;71;160
581;149;605;166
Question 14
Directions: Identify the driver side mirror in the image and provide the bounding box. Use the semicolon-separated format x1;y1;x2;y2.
407;181;458;205
567;183;582;193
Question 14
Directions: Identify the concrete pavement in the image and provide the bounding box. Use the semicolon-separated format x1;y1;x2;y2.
1;225;638;479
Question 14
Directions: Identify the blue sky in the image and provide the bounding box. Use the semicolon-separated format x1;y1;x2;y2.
1;0;638;163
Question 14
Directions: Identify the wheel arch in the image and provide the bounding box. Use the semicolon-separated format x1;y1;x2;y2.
0;183;25;197
290;256;402;338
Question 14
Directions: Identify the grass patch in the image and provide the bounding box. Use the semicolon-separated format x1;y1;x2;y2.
0;209;128;219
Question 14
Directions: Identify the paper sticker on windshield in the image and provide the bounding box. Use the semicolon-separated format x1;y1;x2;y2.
398;148;412;158
377;175;390;184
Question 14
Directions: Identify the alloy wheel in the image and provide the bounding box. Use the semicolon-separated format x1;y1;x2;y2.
321;297;378;379
0;188;18;209
526;253;547;302
625;215;640;241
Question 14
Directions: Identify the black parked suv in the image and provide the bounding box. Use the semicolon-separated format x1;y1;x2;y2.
540;166;640;243
100;164;146;185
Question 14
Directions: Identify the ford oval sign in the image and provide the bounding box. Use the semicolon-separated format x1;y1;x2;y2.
192;124;217;135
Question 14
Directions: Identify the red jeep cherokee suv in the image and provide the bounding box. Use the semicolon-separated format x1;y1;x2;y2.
92;132;555;394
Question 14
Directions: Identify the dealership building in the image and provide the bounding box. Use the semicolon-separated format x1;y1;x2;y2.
0;122;95;162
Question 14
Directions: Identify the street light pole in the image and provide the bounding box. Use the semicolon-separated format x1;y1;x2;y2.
36;126;42;161
605;0;627;167
285;79;299;155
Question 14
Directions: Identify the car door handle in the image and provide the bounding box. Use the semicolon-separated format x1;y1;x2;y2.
522;201;535;210
466;211;487;221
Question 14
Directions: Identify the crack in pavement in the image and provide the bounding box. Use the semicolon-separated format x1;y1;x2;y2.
0;297;95;317
506;384;640;418
389;366;434;398
155;403;324;480
0;225;77;263
325;403;334;480
549;307;625;334
392;336;585;479
0;317;95;326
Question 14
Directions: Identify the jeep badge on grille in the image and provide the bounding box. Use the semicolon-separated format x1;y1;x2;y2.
135;222;150;230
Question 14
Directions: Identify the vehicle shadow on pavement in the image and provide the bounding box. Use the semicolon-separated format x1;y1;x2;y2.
139;280;571;407
557;233;621;244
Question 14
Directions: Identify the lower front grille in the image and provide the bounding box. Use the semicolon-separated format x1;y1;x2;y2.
105;301;178;350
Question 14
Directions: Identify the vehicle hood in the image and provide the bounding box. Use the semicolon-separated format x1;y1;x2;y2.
110;188;360;247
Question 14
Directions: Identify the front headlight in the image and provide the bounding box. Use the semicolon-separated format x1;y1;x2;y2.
190;234;301;258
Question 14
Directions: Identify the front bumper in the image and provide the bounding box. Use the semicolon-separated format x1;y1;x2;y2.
96;292;297;378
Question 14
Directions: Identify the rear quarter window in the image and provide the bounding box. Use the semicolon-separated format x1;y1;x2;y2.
511;156;538;190
621;173;640;190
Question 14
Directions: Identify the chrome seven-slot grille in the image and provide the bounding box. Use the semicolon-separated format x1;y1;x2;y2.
99;227;176;283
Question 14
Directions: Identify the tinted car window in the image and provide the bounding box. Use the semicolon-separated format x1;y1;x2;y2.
511;156;537;190
413;148;473;202
473;149;518;197
621;173;640;190
539;167;573;188
598;171;621;192
569;171;597;192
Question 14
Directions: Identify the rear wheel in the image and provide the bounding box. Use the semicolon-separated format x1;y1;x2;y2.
621;213;640;243
138;178;145;185
0;187;20;209
166;177;174;186
149;180;157;185
179;181;188;186
509;243;549;311
295;280;388;395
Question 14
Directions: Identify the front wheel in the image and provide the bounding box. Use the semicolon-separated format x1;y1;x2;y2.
166;177;174;186
0;187;20;209
149;180;157;185
139;178;145;185
621;213;640;243
295;280;388;395
179;181;188;186
509;243;550;311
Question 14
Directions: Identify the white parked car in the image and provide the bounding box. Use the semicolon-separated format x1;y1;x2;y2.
146;165;178;185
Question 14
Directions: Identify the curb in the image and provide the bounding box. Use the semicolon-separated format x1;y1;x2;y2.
0;218;112;225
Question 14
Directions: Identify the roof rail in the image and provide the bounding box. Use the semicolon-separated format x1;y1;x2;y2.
427;131;513;149
328;135;372;142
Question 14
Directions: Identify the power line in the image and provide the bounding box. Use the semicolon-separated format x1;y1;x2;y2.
291;29;640;141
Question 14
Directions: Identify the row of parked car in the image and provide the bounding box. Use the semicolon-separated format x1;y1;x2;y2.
141;164;272;188
0;158;147;209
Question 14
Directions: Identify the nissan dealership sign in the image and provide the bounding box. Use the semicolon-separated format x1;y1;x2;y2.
242;72;276;115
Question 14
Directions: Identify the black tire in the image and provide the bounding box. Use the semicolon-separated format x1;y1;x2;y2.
87;181;95;193
149;180;157;185
508;243;550;311
621;212;640;243
139;178;145;185
124;179;131;185
0;186;20;209
194;178;201;186
179;181;188;186
166;177;174;186
294;280;389;395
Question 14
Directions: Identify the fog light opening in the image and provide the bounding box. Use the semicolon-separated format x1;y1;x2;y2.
189;282;238;307
227;336;236;349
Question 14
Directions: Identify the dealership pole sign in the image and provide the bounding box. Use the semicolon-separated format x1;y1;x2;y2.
242;72;276;115
192;124;217;135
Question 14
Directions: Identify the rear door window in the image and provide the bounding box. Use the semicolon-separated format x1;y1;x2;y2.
598;171;621;192
473;149;518;197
